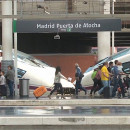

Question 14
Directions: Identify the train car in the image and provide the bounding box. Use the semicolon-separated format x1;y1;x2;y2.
81;48;130;88
0;50;75;89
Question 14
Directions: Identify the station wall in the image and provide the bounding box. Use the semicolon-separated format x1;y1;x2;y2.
34;54;97;82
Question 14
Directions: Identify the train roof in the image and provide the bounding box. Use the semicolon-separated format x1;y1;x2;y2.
85;48;130;73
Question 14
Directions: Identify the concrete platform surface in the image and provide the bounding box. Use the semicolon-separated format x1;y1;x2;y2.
0;98;130;106
0;106;130;125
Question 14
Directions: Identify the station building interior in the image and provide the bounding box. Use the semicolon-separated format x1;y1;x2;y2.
0;1;130;130
0;0;130;54
0;0;130;82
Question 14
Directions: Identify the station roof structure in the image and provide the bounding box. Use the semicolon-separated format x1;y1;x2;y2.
0;0;130;48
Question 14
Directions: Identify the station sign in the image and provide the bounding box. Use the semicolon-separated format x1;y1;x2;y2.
13;19;121;33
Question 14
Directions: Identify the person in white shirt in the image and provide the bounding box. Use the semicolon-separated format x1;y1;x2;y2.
117;62;125;98
0;71;6;85
0;71;6;98
48;66;67;99
118;62;123;73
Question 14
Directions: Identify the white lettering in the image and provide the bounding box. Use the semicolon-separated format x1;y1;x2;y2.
75;23;81;28
36;23;55;29
57;24;73;29
83;23;101;28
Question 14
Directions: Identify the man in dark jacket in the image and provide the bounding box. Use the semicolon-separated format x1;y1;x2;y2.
5;65;15;98
107;62;113;73
75;63;86;96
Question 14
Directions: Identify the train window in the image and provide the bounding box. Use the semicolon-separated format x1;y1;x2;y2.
23;58;38;67
92;57;108;70
85;57;108;73
109;48;130;60
32;59;50;67
85;66;93;73
16;51;50;67
122;62;130;74
84;57;108;73
17;68;26;78
84;49;130;74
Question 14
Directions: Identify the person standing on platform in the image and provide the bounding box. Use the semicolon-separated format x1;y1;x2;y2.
48;66;67;99
75;63;86;96
107;61;114;86
5;65;15;98
0;71;6;99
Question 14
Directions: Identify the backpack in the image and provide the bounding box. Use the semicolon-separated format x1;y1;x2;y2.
75;72;84;79
79;72;84;79
91;70;97;80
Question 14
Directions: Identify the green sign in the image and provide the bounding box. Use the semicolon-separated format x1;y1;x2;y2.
13;20;17;33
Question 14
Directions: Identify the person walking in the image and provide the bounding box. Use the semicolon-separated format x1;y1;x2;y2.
90;68;98;96
112;60;120;98
5;65;15;98
107;62;114;86
75;63;86;96
117;62;125;98
48;66;67;99
90;66;103;96
123;75;130;89
108;62;113;73
98;62;110;95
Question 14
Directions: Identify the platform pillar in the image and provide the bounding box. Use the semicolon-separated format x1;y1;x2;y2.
1;0;13;73
97;0;110;61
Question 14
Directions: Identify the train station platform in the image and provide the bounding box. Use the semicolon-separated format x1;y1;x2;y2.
0;97;130;106
0;105;130;130
0;94;130;130
0;96;130;130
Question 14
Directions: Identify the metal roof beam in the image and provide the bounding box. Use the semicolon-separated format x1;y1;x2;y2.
0;14;130;20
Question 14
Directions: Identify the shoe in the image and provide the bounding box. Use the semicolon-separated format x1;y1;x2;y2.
75;95;78;99
61;95;65;99
118;96;121;99
3;96;6;99
99;94;104;98
1;97;4;99
48;95;51;99
36;97;39;99
89;94;92;97
92;93;95;98
8;96;14;99
85;90;87;95
122;95;127;98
